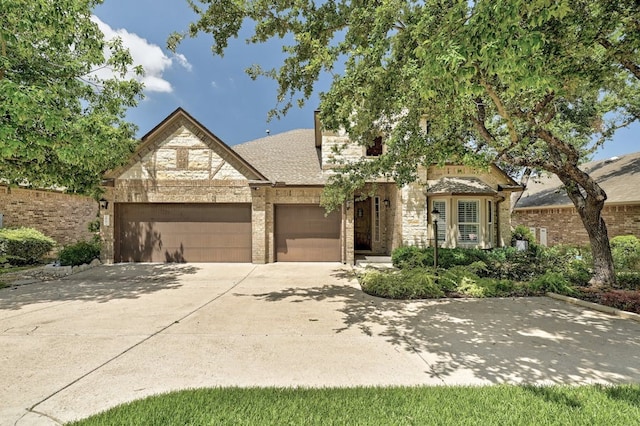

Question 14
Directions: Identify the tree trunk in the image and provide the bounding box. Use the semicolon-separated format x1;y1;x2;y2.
557;175;616;288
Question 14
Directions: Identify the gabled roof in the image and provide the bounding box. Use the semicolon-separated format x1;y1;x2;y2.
515;151;640;209
104;108;267;181
426;177;497;195
233;129;326;185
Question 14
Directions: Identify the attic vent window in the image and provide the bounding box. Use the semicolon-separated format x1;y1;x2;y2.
176;148;189;170
366;136;383;157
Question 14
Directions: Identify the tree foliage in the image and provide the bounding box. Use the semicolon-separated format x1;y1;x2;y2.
174;0;640;286
0;0;144;193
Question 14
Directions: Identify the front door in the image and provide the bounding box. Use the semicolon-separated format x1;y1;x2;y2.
354;198;372;251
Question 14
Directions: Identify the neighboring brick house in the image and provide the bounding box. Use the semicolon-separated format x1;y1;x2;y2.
0;185;97;247
100;108;522;264
512;152;640;246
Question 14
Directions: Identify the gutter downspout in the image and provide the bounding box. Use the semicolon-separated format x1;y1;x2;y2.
495;196;505;248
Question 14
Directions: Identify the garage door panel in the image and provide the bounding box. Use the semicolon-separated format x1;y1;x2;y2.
275;205;341;262
116;203;251;263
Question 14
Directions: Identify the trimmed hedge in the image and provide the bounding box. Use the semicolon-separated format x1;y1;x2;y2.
0;227;56;265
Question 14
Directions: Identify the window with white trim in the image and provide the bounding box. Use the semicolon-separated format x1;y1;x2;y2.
374;196;381;242
458;200;479;243
432;200;447;243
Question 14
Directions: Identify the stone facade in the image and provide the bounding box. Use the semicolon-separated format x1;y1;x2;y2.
0;185;97;247
513;204;640;246
102;108;520;264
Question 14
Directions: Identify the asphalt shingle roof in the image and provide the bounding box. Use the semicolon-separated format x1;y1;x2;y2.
515;151;640;208
232;129;326;185
426;177;497;195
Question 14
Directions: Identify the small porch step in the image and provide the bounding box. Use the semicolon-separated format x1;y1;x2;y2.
355;255;394;268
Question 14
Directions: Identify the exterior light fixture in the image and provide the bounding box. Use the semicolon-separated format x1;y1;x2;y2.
99;198;109;210
383;198;390;207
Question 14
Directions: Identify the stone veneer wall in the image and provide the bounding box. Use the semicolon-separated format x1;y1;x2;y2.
321;133;365;170
0;186;97;247
513;204;640;246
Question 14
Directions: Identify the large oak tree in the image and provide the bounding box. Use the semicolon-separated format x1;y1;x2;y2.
173;0;640;287
0;0;143;194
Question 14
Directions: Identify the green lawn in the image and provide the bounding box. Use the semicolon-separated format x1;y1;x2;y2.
70;385;640;425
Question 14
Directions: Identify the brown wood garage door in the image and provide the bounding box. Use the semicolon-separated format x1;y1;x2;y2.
116;203;252;263
275;205;341;262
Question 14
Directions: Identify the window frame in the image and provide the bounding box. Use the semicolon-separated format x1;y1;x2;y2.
432;199;447;244
457;199;480;245
373;196;381;243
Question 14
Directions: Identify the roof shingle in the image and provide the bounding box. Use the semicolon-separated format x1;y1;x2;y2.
515;151;640;208
232;129;326;185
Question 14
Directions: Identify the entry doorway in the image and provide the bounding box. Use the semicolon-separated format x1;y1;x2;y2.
354;198;372;251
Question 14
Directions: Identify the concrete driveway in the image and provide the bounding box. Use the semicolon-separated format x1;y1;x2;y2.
1;263;640;425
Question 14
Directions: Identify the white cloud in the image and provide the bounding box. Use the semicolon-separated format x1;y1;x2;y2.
90;16;192;93
211;81;218;89
174;53;193;72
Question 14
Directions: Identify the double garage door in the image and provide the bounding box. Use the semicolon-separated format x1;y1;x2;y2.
115;203;252;263
115;203;341;263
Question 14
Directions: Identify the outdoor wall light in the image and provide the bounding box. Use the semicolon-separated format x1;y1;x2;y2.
431;207;440;223
99;198;109;210
431;207;440;268
383;198;390;207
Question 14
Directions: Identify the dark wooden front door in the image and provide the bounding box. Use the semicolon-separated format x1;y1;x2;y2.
354;198;372;251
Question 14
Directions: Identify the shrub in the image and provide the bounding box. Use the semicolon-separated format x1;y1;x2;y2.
511;225;538;251
58;240;101;266
391;246;488;270
610;235;640;271
391;246;431;269
580;289;640;314
359;268;444;299
616;272;640;290
529;271;575;295
482;247;539;281
0;227;56;265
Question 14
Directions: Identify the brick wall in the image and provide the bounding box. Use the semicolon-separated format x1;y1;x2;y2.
513;204;640;246
0;186;97;247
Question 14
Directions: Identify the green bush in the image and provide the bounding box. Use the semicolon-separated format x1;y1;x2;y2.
511;225;538;251
0;227;56;265
58;240;101;266
482;247;539;281
529;271;575;295
359;268;444;299
616;272;640;290
611;235;640;271
391;246;488;270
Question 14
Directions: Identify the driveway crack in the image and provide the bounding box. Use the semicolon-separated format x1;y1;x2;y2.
26;265;258;419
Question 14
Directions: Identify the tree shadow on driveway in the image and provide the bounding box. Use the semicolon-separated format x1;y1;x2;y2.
250;267;640;385
0;264;199;311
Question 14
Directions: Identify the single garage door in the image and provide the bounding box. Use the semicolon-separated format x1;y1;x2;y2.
116;203;252;262
275;205;341;262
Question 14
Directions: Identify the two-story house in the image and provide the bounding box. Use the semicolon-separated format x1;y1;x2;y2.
100;108;521;264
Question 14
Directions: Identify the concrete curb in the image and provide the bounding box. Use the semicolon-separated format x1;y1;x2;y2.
1;258;102;288
547;292;640;323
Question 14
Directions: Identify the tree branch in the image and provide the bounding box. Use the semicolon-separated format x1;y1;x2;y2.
480;78;519;144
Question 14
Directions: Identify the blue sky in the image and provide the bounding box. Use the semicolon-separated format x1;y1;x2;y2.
93;0;637;161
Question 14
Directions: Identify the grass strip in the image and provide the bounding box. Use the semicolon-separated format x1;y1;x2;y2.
70;384;640;425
